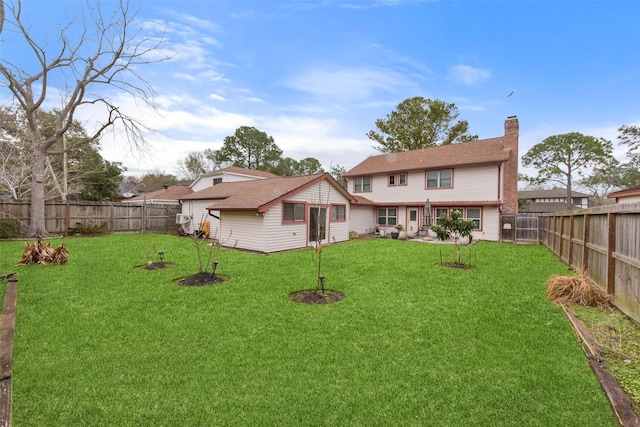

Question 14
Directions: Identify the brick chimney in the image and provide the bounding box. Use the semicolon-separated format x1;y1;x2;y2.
502;116;519;214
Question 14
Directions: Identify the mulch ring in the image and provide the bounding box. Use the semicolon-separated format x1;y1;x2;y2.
136;262;175;270
444;262;474;269
175;272;228;287
289;289;344;304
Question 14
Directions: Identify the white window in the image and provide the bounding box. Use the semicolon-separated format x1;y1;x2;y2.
435;208;449;224
466;208;481;230
331;205;346;221
354;176;371;192
378;208;397;226
283;203;305;222
426;169;452;188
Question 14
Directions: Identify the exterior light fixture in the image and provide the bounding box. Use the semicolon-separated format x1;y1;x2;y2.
158;252;165;265
318;275;326;293
212;260;219;276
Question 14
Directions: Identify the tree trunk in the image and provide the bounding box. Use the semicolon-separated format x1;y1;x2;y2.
566;173;574;210
30;146;47;237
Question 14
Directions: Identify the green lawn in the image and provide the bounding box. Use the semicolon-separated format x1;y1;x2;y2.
0;234;619;426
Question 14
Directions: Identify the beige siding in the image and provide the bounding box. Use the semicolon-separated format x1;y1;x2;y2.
220;211;265;252
263;180;352;253
349;205;376;234
181;201;220;235
473;207;500;241
357;165;500;203
619;195;640;204
191;172;265;192
264;204;309;253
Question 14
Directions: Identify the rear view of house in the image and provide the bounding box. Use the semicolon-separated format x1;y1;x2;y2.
180;173;355;253
180;166;278;235
344;116;519;241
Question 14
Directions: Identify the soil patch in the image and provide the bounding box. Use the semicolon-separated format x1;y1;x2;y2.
444;262;474;269
289;289;344;304
176;272;228;287
136;262;175;270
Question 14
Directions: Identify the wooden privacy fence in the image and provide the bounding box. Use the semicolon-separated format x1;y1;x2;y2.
539;202;640;323
501;214;539;243
0;201;182;237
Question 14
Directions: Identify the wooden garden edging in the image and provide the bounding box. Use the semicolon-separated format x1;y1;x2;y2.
0;274;18;427
562;305;640;427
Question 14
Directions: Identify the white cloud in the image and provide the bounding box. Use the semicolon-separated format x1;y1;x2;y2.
282;65;411;101
448;65;491;85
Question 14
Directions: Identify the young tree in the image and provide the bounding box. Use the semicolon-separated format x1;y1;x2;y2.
216;126;283;170
329;164;347;189
367;97;478;153
521;132;614;209
0;0;164;236
431;209;475;266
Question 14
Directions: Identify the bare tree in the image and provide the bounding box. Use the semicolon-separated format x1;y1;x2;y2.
0;0;165;236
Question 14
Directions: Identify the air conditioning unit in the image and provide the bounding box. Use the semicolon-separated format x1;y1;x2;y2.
176;214;190;224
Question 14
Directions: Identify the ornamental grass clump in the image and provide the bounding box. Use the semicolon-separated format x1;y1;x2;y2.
547;268;610;308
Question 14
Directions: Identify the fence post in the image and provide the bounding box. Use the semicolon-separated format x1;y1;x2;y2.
568;215;575;268
606;213;617;295
582;213;590;271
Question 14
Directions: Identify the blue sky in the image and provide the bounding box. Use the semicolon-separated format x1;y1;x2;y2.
2;0;640;181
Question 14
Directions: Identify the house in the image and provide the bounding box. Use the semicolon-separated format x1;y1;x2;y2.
124;185;193;205
344;116;519;241
190;166;278;192
608;184;640;204
180;166;278;234
518;188;591;213
179;173;356;253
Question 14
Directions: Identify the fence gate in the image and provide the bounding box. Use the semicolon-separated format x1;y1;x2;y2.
501;214;539;244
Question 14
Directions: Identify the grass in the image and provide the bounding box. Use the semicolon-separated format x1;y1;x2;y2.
0;234;620;426
572;304;640;411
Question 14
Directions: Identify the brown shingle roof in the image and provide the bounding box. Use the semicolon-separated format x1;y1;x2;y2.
127;185;192;201
519;188;590;199
180;173;355;211
344;137;510;177
608;184;640;199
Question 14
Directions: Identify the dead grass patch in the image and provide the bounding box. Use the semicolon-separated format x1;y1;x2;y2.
547;268;611;308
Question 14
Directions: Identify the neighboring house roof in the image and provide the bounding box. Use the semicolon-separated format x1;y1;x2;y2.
343;137;511;177
518;188;591;199
181;173;356;212
519;201;575;213
608;184;640;200
196;166;278;180
126;185;193;202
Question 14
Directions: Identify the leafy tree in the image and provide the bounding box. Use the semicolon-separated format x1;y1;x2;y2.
271;156;323;176
216;126;282;171
579;157;624;202
521;132;614;209
367;97;478;153
81;161;126;201
0;0;165;236
619;125;640;163
431;209;475;266
136;170;182;192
